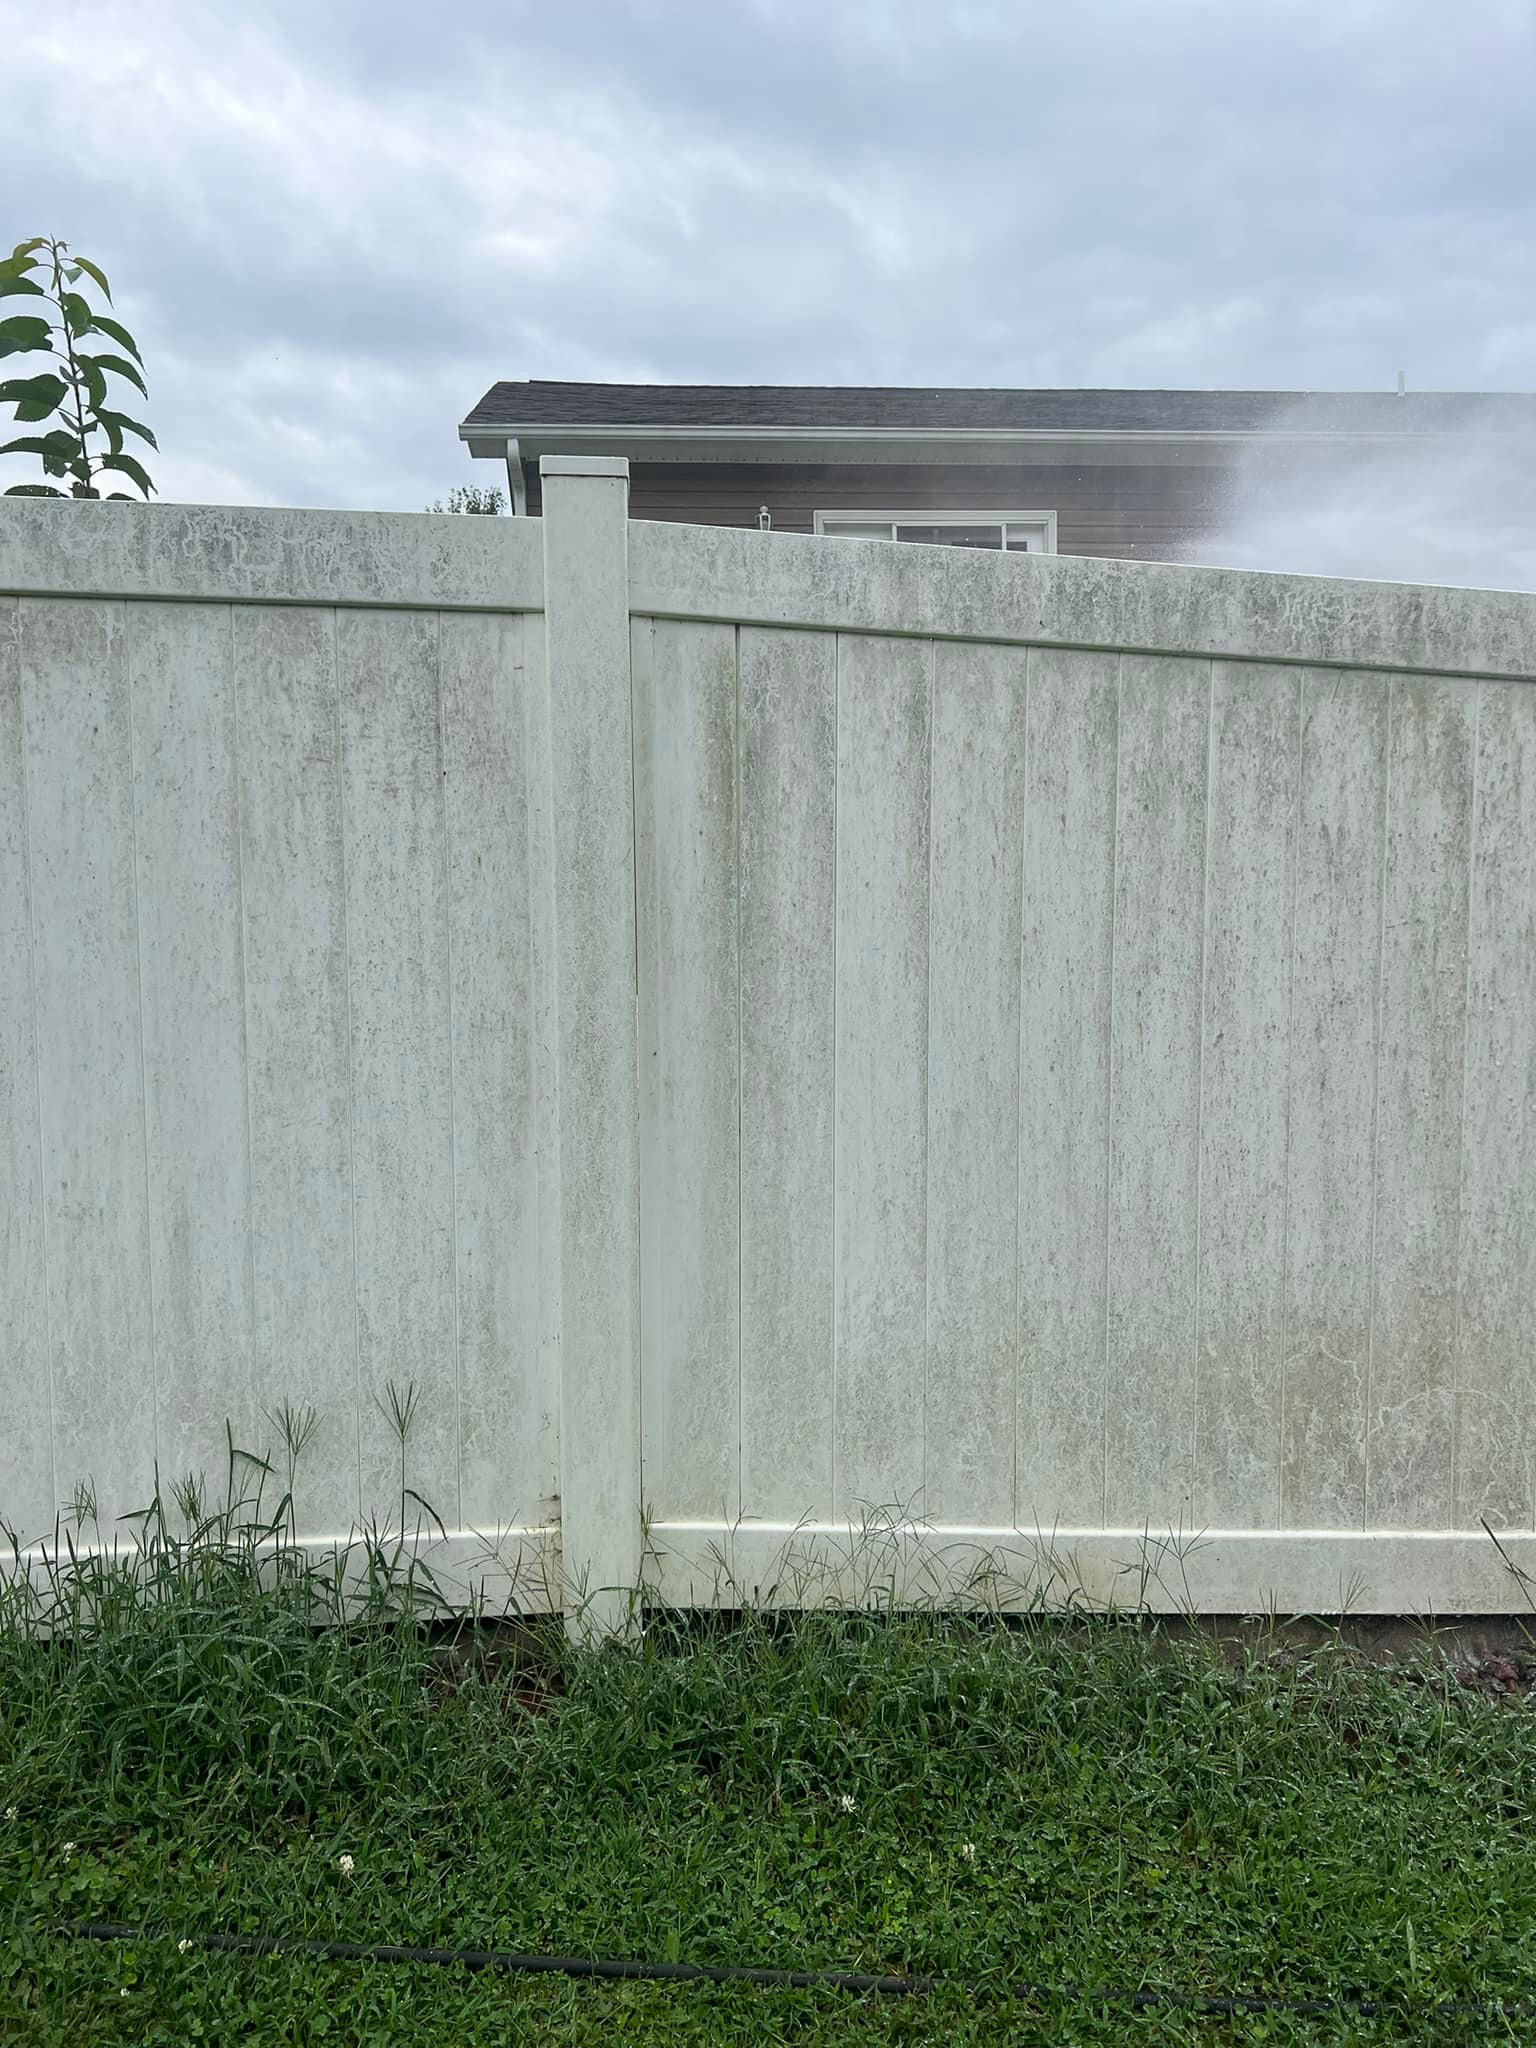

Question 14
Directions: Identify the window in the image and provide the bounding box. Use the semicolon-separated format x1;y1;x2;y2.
814;510;1056;552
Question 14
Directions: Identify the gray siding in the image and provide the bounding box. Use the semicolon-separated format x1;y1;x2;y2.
524;461;1236;562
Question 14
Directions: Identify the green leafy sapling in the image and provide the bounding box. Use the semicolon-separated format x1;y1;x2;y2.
0;236;157;499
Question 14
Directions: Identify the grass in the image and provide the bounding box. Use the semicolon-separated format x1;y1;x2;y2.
3;1442;1536;2042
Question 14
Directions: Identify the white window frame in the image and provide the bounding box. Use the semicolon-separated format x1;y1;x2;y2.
812;508;1058;552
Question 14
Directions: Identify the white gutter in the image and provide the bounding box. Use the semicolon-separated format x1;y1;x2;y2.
502;436;527;516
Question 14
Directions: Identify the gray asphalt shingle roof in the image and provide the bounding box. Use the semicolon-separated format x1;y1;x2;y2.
464;380;1533;435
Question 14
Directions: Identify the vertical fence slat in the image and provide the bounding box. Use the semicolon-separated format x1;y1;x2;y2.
1194;663;1299;1527
129;603;256;1489
1283;670;1388;1528
834;632;931;1517
925;640;1026;1527
1016;647;1118;1530
21;598;157;1526
440;611;543;1534
541;457;640;1632
519;610;563;1538
633;617;661;1527
234;605;358;1529
738;626;838;1526
1105;655;1208;1530
1456;681;1536;1531
0;598;51;1537
338;609;458;1527
633;616;741;1523
1367;677;1476;1529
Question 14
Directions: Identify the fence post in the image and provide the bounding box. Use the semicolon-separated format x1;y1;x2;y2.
539;456;641;1638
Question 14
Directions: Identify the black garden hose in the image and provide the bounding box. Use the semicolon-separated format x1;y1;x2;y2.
52;1920;1536;2022
61;1921;921;1996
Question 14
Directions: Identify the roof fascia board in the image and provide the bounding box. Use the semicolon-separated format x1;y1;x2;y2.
460;418;1473;456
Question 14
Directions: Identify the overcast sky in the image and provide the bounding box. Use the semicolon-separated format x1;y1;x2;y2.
4;0;1534;513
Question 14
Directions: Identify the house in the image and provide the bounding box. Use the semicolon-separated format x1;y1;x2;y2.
457;381;1529;565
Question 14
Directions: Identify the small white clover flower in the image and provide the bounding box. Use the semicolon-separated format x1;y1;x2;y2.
61;1841;76;1860
3;1807;16;1823
177;1939;192;1954
960;1842;977;1862
337;1853;355;1876
839;1794;857;1815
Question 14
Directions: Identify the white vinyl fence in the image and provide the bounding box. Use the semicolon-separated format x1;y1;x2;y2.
3;463;1535;1621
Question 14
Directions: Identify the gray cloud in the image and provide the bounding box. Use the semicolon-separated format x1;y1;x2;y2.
3;0;1533;515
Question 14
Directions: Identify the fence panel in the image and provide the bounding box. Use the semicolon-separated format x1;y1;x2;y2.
1;506;553;1609
629;511;1536;1614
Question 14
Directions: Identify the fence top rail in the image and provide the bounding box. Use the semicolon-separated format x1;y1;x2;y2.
6;498;1535;681
0;501;545;614
628;518;1536;683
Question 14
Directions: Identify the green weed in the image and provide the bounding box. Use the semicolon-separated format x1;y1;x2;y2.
2;1415;1534;2042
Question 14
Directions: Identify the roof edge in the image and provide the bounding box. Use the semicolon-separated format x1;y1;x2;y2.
458;418;1484;450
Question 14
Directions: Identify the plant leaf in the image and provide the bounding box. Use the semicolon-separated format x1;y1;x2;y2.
9;239;47;263
3;482;67;497
0;430;80;461
96;409;158;455
0;371;68;422
0;315;53;358
71;255;112;302
0;427;89;482
76;351;148;400
81;359;107;413
0;273;46;302
60;291;94;338
100;449;155;498
87;313;144;365
0;373;67;401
